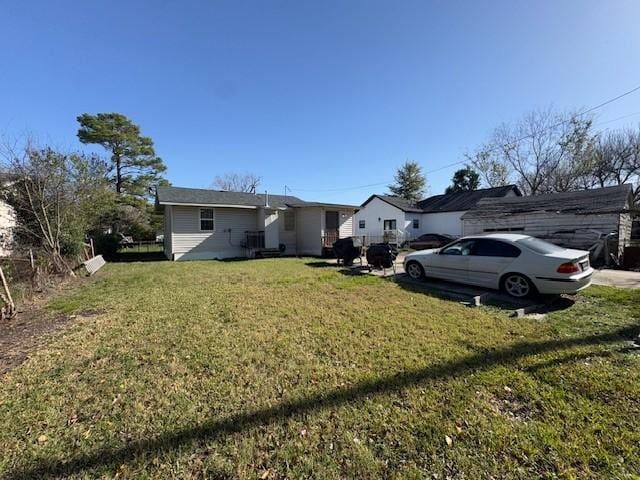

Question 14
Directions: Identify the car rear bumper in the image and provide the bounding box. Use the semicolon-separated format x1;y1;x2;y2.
533;270;593;294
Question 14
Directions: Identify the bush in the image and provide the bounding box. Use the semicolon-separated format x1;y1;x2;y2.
92;234;120;259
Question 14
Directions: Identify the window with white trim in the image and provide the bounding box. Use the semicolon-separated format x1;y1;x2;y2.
284;211;295;231
200;208;214;231
412;218;420;229
359;220;366;229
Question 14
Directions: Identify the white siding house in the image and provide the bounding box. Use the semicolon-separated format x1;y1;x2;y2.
355;185;521;244
156;186;358;260
0;200;16;257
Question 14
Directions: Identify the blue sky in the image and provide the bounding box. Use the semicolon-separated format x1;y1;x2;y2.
2;1;640;205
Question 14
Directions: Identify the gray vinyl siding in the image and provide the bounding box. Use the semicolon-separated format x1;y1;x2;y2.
171;205;257;260
297;207;322;256
163;206;173;259
279;211;297;255
339;211;354;238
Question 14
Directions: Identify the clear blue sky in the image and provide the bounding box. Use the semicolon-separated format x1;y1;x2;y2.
2;1;640;205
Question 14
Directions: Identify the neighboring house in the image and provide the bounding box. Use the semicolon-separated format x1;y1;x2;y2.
0;200;15;257
462;184;635;265
355;185;521;244
0;174;17;257
156;186;358;260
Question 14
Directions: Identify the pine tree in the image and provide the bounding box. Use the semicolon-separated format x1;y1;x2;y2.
388;161;426;202
77;113;166;198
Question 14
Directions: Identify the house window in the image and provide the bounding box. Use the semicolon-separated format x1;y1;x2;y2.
200;208;214;231
284;211;295;231
383;219;396;231
359;220;366;229
412;218;420;229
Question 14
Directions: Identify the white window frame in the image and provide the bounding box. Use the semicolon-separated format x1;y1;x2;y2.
199;208;215;232
284;211;296;231
412;218;420;229
358;219;366;229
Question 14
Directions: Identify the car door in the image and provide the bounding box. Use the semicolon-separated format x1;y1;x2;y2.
466;239;521;288
429;239;476;283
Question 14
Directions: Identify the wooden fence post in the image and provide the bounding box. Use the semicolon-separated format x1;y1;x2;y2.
29;249;35;271
0;264;15;320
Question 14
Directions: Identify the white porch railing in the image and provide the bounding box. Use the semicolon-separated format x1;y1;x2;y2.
357;230;407;246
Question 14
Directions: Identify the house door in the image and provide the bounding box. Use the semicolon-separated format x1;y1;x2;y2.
383;219;397;231
383;219;397;243
325;211;339;243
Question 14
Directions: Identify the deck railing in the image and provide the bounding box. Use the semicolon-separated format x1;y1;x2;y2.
322;230;339;247
358;230;406;246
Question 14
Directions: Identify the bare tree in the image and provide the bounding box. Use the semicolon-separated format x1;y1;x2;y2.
467;149;512;187
587;128;640;201
212;172;261;193
470;109;594;195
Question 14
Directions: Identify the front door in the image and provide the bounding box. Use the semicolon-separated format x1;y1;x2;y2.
383;219;397;243
325;211;339;244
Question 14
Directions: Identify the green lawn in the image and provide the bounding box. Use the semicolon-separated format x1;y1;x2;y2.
0;258;639;479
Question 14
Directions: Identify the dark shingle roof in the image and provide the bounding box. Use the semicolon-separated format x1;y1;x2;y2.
416;185;522;213
156;185;358;210
361;194;424;213
461;184;634;220
361;185;521;213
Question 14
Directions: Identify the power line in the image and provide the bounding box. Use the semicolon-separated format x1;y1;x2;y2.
287;83;640;193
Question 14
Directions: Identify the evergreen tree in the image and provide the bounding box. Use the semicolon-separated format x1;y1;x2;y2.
445;165;480;193
388;161;426;202
77;113;166;198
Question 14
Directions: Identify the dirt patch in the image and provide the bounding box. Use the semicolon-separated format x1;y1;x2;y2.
484;390;536;423
0;276;103;375
0;311;73;375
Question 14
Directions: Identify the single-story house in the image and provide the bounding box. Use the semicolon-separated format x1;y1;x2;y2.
156;186;358;260
355;185;521;243
462;184;636;264
0;174;17;257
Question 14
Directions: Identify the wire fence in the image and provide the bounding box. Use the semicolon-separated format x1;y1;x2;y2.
117;241;164;254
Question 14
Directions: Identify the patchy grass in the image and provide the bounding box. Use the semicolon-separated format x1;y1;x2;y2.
0;258;638;479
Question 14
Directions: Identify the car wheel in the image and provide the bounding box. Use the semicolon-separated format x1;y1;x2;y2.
502;273;535;298
405;261;424;280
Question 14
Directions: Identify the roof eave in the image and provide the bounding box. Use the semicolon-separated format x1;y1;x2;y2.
157;201;258;209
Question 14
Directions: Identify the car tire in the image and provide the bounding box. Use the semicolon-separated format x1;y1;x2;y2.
405;261;425;280
501;273;536;299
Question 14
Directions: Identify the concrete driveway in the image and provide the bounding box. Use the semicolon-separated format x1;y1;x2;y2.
343;252;640;289
592;269;640;289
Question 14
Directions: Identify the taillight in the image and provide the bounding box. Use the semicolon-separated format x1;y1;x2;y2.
557;262;579;274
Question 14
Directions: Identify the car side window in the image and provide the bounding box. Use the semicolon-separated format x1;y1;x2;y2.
441;239;475;256
472;239;521;258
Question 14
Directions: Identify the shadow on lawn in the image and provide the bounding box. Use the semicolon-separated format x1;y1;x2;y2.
109;252;168;263
7;325;638;479
305;260;340;268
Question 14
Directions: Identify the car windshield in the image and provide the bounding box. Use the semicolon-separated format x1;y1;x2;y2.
516;236;565;254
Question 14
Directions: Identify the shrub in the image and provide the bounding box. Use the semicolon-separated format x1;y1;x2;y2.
91;234;120;259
